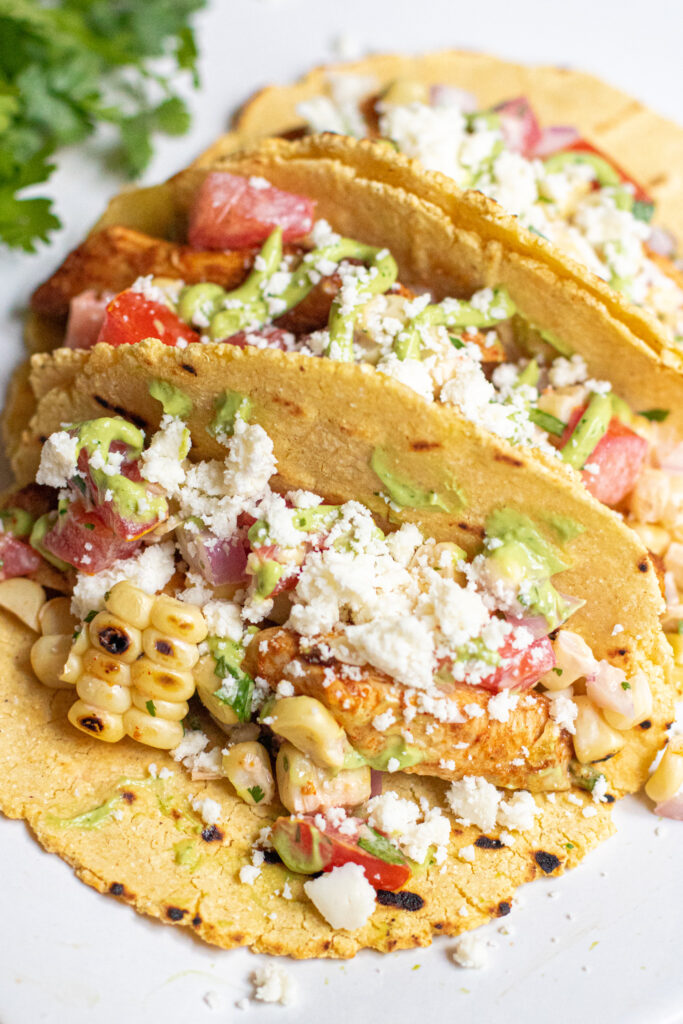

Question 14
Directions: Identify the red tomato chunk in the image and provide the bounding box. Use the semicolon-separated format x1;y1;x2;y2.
561;410;649;507
0;534;43;580
96;290;200;348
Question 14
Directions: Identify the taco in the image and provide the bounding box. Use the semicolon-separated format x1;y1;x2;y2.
217;50;683;355
15;134;683;658
0;334;674;957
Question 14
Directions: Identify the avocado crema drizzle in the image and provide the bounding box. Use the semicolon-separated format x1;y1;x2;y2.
175;225;514;362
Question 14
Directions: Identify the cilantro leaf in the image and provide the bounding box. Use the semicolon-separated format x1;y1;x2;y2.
247;785;265;804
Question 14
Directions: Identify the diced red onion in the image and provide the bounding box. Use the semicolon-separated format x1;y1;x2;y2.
505;613;552;640
430;84;477;113
65;290;114;349
654;792;683;820
370;769;383;798
532;125;581;158
586;660;634;718
176;523;248;585
647;226;677;260
656;442;683;474
493;97;542;157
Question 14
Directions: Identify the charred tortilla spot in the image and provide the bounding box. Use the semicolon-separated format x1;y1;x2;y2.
410;440;442;451
593;752;616;763
645;172;668;189
496;901;511;917
604;793;615;803
121;791;135;804
93;394;146;429
639;719;652;730
549;628;560;642
192;915;202;927
180;363;197;375
376;890;424;912
534;851;561;874
434;922;444;930
263;848;283;864
271;394;304;416
166;906;187;921
230;932;245;943
155;639;173;657
201;825;224;843
39;435;48;444
475;836;504;850
494;453;524;467
109;882;124;896
638;561;648;572
80;715;104;733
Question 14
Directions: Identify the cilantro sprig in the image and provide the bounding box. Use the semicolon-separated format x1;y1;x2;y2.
0;0;205;252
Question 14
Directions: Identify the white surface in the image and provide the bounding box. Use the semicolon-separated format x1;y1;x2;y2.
1;1;683;1021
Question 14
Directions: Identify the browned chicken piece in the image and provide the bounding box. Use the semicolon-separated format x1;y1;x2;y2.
452;328;506;365
31;226;258;319
251;628;572;793
644;246;683;291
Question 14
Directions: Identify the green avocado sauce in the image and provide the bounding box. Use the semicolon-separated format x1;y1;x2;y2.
149;378;193;419
393;287;515;361
359;738;425;772
545;514;585;543
485;508;574;628
173;839;201;869
371;447;463;513
210;389;252;437
560;393;612;470
29;513;71;571
45;776;160;830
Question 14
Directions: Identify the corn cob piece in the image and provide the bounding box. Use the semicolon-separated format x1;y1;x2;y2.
67;582;207;748
30;595;80;689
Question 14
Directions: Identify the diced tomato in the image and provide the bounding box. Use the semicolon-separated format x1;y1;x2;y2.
0;534;43;580
560;408;649;506
96;290;200;348
494;97;542;158
477;636;555;693
531;125;581;158
188;171;315;249
560;139;652;205
75;446;167;542
272;816;412;891
248;544;302;596
221;325;296;350
65;290;113;349
43;503;140;574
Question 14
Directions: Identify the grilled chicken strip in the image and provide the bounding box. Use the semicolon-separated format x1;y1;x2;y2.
251;628;572;793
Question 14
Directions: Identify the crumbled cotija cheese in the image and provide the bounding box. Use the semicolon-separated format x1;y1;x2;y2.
70;541;176;619
303;862;376;930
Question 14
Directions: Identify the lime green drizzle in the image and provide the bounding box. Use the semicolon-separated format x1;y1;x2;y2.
371;447;463;512
393;287;515;360
149;378;193;419
209;389;252;437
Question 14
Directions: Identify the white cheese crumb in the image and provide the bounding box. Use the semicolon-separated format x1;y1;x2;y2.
451;933;489;969
487;689;519;723
303;863;376;930
458;844;476;863
203;991;220;1010
251;963;296;1006
70;541;175;619
239;864;262;886
36;430;79;488
190;796;221;826
446;776;501;831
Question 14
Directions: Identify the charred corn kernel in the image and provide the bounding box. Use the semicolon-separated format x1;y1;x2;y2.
541;630;598;691
630;522;671;557
89;611;142;664
81;648;132;687
130;658;195;702
76;674;132;714
645;739;683;803
68;699;125;743
122;707;183;749
39;596;77;636
666;633;683;666
572;696;626;763
194;655;240;727
0;578;46;632
276;742;371;815
223;742;275;805
142;627;199;670
30;634;74;689
603;670;653;730
105;581;155;629
150;594;208;644
269;696;348;769
131;689;188;722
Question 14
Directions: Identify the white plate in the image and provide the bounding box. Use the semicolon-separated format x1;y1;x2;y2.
2;2;682;1020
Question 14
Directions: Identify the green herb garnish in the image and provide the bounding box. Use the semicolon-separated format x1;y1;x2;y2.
146;699;157;717
640;409;670;422
247;785;265;804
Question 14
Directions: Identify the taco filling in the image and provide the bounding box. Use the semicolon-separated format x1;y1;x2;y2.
287;76;683;345
33;172;683;644
4;402;660;929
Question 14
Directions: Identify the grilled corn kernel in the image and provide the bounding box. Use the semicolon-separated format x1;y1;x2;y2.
130;658;196;702
572;696;626;763
276;742;371;815
60;647;83;684
105;581;155;629
89;611;142;664
603;670;653;730
81;648;132;686
629;522;671;557
130;689;188;722
645;739;683;803
381;78;429;105
0;578;46;632
71;626;90;655
30;633;74;689
150;594;208;644
269;696;348;769
39;597;77;636
76;674;132;714
194;655;239;727
142;627;199;670
666;633;683;666
122;707;183;749
541;630;597;691
68;699;125;743
222;742;275;805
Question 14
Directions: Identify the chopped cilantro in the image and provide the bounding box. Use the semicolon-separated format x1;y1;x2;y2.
84;609;97;623
640;408;670;422
0;0;205;251
621;681;631;690
565;842;574;851
449;334;465;350
678;620;683;635
145;699;157;717
83;522;95;531
632;200;654;224
104;590;111;601
552;667;564;677
247;785;265;804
